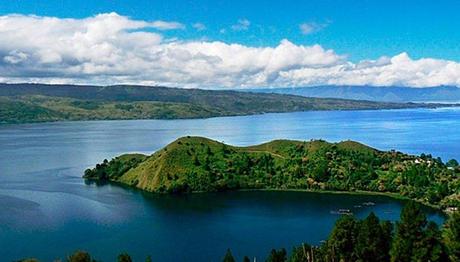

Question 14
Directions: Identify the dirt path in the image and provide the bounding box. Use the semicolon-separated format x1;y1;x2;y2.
244;150;286;159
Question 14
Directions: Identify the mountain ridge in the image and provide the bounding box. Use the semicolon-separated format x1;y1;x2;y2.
1;83;453;124
251;85;460;102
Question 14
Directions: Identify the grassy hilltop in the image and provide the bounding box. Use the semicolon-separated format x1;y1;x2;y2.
84;136;460;209
0;83;452;124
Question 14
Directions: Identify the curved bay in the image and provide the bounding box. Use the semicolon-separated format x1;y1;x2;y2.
0;108;456;261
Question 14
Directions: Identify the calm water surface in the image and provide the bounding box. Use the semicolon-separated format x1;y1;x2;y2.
1;108;457;261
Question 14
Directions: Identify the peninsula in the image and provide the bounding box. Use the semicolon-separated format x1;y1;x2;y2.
84;136;460;209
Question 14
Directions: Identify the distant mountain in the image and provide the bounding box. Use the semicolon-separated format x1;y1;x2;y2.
0;83;450;124
252;86;460;102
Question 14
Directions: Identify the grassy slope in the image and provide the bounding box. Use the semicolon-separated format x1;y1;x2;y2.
0;83;450;124
0;95;223;124
84;136;460;209
0;96;63;123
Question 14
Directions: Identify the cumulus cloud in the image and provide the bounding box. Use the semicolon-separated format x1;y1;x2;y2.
299;22;328;35
151;20;185;30
0;13;460;88
3;50;28;64
231;19;250;31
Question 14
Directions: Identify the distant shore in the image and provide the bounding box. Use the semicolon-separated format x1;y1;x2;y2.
2;83;459;125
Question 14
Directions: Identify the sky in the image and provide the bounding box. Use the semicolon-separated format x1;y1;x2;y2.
0;0;459;88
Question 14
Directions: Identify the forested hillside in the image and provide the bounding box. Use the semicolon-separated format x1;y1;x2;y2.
84;136;460;210
0;83;450;124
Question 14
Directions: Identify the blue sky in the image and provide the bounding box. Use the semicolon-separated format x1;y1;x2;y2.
1;0;459;62
0;0;459;88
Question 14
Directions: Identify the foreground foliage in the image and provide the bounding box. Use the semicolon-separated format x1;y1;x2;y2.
84;136;460;209
17;203;460;262
226;203;458;262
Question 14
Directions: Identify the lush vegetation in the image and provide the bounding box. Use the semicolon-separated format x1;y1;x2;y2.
0;83;450;124
84;136;460;210
0;95;223;124
224;203;460;262
17;203;460;261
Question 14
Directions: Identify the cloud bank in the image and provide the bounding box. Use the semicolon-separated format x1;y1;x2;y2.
1;13;460;88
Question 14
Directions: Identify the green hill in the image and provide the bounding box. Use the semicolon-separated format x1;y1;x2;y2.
84;136;460;209
0;83;453;124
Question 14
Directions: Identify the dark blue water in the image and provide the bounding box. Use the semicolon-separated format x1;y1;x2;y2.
0;108;456;261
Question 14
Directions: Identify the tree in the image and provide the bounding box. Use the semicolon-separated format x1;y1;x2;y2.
222;144;230;155
67;250;91;262
380;220;394;262
117;253;132;262
326;215;357;262
289;243;314;262
266;248;287;262
223;249;236;262
206;145;212;155
145;255;153;262
193;155;200;166
204;155;211;171
243;256;251;262
390;201;427;262
311;159;329;182
443;212;460;261
412;222;448;262
446;159;459;167
354;212;390;262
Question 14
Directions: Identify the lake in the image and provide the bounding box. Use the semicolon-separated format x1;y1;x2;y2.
1;108;457;261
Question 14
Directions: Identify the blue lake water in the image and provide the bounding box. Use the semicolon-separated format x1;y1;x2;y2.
1;108;458;261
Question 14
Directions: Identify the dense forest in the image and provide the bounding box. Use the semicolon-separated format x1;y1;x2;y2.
84;137;460;210
0;83;451;124
16;203;460;262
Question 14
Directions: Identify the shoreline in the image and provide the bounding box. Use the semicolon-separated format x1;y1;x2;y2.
88;178;443;213
236;188;442;211
207;188;441;211
3;105;460;126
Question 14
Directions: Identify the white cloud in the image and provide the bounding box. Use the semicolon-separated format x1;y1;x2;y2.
231;19;250;31
192;22;206;31
151;20;185;30
3;50;28;64
299;22;327;35
0;13;460;88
